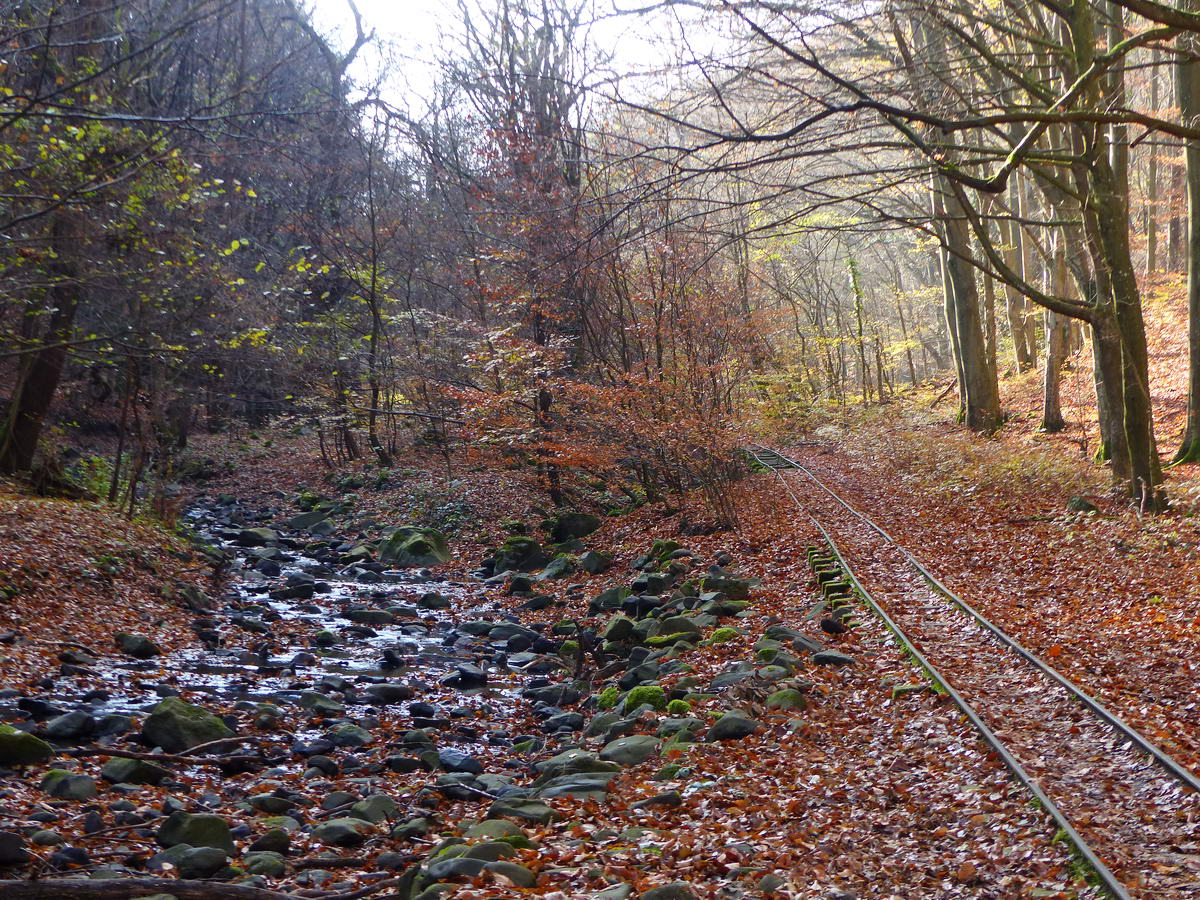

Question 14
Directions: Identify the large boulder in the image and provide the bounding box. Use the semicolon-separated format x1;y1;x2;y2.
493;536;551;573
378;527;450;568
141;697;234;753
543;511;601;543
0;725;52;766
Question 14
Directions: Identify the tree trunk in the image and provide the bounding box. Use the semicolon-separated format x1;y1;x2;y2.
1172;11;1200;464
936;175;1002;431
1042;234;1072;432
1147;49;1161;275
0;215;81;474
1042;311;1069;432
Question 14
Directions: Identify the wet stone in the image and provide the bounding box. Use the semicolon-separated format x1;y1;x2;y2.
44;709;96;741
438;748;484;775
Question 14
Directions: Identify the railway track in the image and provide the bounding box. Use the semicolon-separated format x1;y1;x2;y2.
747;443;1200;899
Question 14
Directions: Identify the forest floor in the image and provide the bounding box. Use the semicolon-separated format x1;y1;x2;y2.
5;286;1200;898
0;427;1117;900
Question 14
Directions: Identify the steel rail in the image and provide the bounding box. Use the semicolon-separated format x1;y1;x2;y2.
746;444;1142;900
748;442;1200;797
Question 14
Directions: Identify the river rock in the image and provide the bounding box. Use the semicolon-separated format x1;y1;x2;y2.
379;526;450;567
706;711;761;741
639;884;698;900
0;830;28;866
486;860;537;887
244;850;287;877
487;798;556;825
141;697;233;752
249;828;291;853
176;845;230;878
438;748;484;774
493;536;550;573
534;748;621;779
536;554;576;581
580;550;613;574
350;793;399;824
114;632;161;659
156;811;235;852
0;725;52;766
699;574;752;601
44;710;96;741
442;664;488;689
535;771;616;799
425;856;488;880
39;770;97;800
312;817;375;846
235;527;279;547
600;734;660;766
812;650;856;666
765;688;807;711
364;683;414;705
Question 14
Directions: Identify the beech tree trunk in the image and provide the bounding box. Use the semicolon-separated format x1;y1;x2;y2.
932;172;1001;430
1172;10;1200;464
0;215;81;474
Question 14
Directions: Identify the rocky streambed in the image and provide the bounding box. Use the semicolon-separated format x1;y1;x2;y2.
0;495;823;900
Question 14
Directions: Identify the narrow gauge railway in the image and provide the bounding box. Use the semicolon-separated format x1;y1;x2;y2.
748;444;1200;899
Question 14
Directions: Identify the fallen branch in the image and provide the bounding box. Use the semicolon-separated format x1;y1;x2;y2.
0;879;296;900
0;877;416;900
929;380;957;408
66;736;280;767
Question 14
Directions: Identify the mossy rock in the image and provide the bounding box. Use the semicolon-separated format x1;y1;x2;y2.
699;574;753;601
0;725;52;766
602;616;635;644
141;697;233;753
493;536;551;573
765;689;807;711
645;632;692;648
597;686;620;710
379;526;450;567
623;685;667;712
537;553;577;581
707;627;741;644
